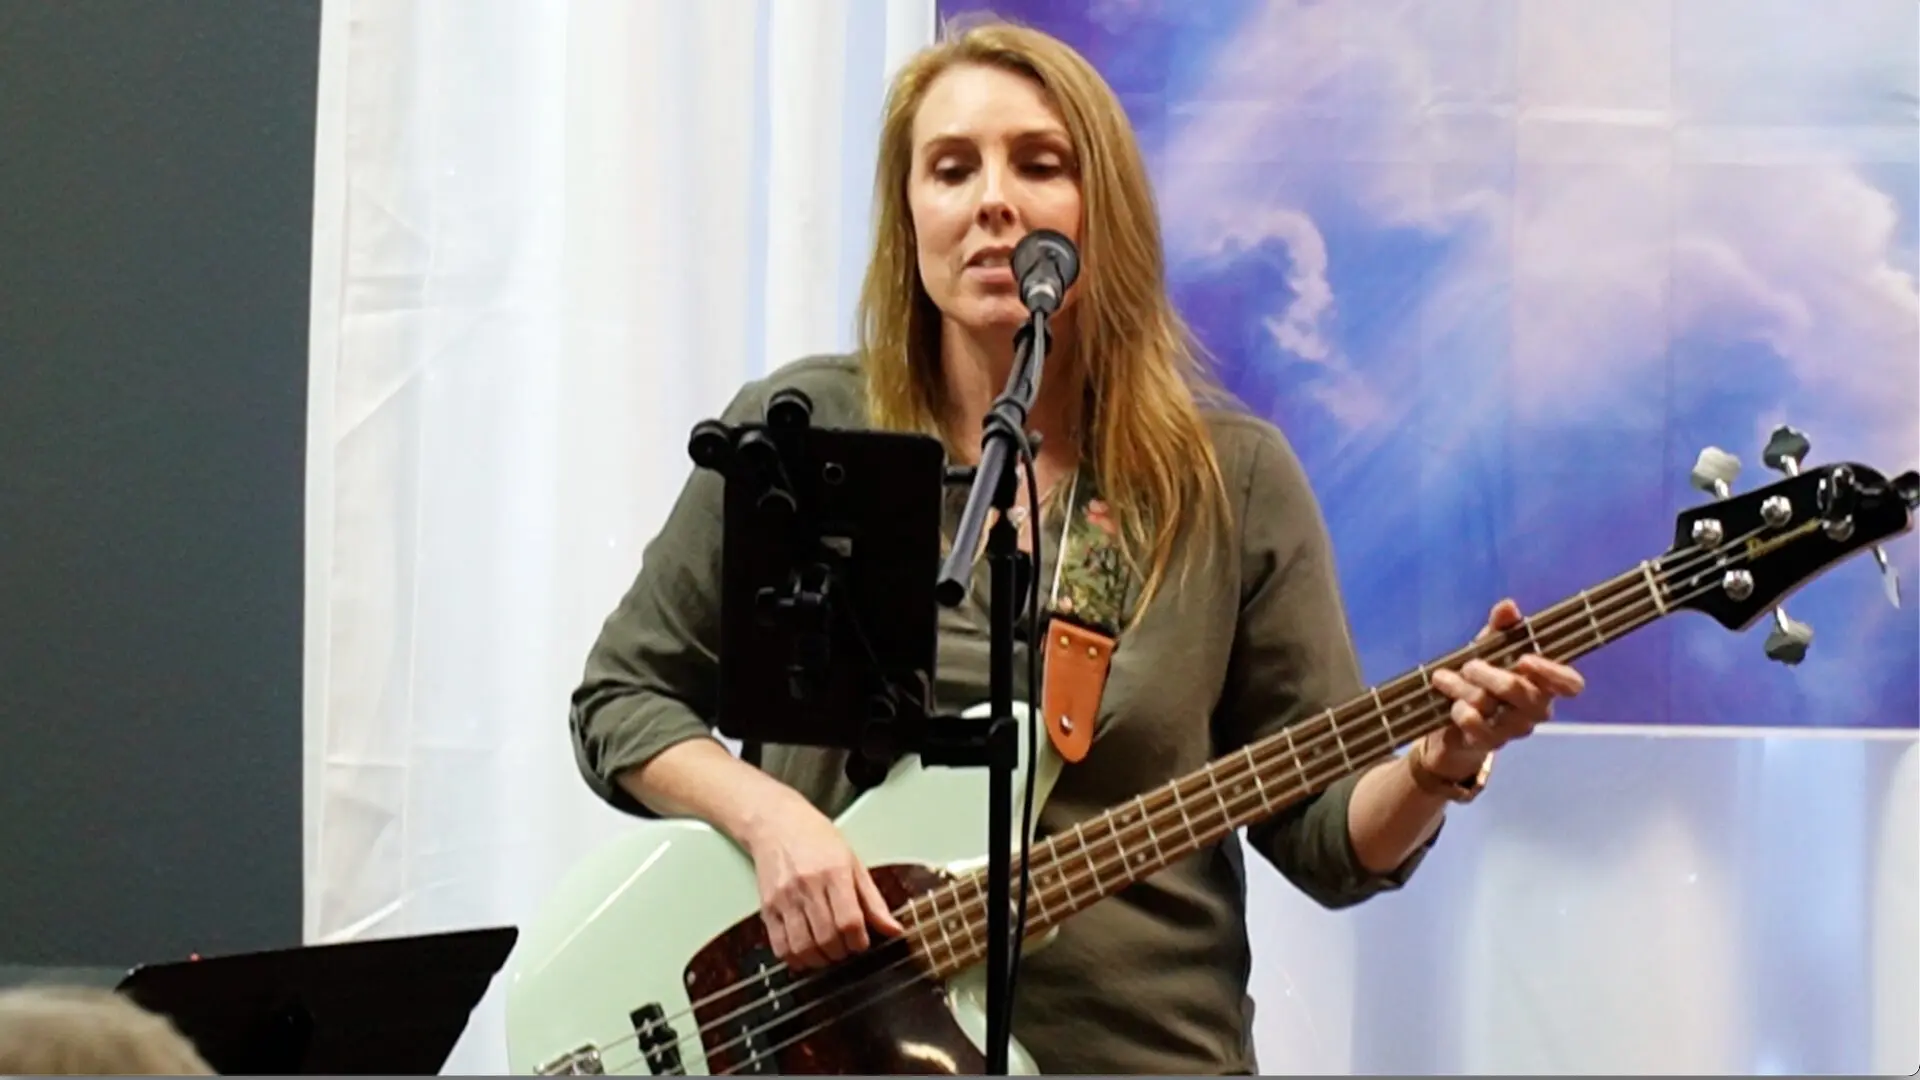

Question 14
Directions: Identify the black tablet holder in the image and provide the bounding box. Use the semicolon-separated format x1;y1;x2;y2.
694;309;1055;1076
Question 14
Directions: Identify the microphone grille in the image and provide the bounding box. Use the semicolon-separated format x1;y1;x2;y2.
1013;229;1079;288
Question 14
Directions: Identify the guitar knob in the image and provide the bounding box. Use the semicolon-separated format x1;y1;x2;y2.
1762;425;1811;477
1764;608;1814;665
1690;446;1741;499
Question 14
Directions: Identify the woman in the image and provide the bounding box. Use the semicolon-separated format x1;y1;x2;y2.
570;18;1585;1075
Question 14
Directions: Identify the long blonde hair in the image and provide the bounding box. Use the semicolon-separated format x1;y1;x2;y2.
856;17;1231;616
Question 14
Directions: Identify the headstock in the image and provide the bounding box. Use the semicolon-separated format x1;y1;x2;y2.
1669;425;1918;654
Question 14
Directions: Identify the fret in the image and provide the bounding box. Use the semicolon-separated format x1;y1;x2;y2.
1638;560;1669;615
925;884;960;965
1240;746;1273;813
1281;727;1312;794
1070;822;1105;897
1325;709;1353;769
1132;795;1165;862
955;874;989;964
1049;843;1082;907
1520;614;1544;656
1168;782;1200;843
1414;663;1433;713
1197;763;1230;829
1578;589;1606;646
1027;870;1055;926
1107;808;1145;873
952;882;983;950
1368;688;1394;747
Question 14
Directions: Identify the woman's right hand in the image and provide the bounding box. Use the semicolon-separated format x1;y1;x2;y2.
740;792;906;970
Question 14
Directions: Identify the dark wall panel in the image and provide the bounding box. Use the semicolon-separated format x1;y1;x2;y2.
0;0;320;967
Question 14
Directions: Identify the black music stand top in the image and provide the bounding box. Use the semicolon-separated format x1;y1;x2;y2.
114;925;516;1076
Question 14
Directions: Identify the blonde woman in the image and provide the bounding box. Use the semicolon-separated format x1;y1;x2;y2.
571;19;1583;1074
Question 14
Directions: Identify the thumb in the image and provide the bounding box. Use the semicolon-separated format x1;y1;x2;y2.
857;867;905;936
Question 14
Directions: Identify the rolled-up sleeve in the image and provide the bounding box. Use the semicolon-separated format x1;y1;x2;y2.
1215;421;1440;909
569;380;767;816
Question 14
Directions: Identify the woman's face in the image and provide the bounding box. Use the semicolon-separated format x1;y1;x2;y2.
907;63;1083;335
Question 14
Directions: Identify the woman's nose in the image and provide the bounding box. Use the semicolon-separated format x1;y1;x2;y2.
974;162;1017;228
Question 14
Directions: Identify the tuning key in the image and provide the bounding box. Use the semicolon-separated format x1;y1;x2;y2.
1687;447;1741;548
1690;446;1741;499
1762;424;1811;477
1763;608;1815;665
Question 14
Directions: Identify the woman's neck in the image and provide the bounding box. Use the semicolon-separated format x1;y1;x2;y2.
938;319;1079;473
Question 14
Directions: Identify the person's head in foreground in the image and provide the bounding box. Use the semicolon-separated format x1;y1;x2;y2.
0;984;213;1075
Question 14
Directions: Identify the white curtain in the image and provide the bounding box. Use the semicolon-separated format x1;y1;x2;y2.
1245;733;1919;1075
303;1;934;1072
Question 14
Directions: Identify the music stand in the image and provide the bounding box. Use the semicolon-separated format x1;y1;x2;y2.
114;926;517;1075
690;389;972;777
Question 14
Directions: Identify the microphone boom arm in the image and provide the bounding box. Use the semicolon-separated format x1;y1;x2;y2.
936;310;1049;604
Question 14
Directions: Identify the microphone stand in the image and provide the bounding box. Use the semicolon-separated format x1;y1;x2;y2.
935;308;1052;1077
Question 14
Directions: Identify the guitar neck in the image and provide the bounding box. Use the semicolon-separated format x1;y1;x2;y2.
906;556;1676;979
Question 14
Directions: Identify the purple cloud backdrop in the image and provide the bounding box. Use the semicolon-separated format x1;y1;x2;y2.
939;0;1919;729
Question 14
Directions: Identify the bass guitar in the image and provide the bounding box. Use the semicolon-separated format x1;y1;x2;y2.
502;432;1916;1075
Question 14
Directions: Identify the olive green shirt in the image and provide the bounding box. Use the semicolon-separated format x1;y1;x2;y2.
570;354;1437;1075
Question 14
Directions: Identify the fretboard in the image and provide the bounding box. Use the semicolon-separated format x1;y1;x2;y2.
900;555;1677;979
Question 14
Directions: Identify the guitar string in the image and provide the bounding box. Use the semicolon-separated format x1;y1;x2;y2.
614;539;1683;1055
587;529;1764;1074
590;533;1740;1074
594;538;1717;1076
693;549;1753;1076
631;572;1646;1075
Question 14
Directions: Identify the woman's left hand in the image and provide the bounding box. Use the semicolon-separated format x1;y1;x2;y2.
1422;598;1586;778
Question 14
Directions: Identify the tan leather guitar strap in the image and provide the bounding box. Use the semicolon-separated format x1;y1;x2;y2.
1038;472;1134;764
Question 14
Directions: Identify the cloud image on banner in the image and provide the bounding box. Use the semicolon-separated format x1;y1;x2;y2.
934;0;1919;731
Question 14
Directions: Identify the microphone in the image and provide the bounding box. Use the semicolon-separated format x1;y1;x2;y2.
935;231;1076;609
1011;229;1079;315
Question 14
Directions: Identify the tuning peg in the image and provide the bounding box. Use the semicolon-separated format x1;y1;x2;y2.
1762;424;1811;477
1763;608;1815;665
1688;446;1741;548
1690;446;1741;499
